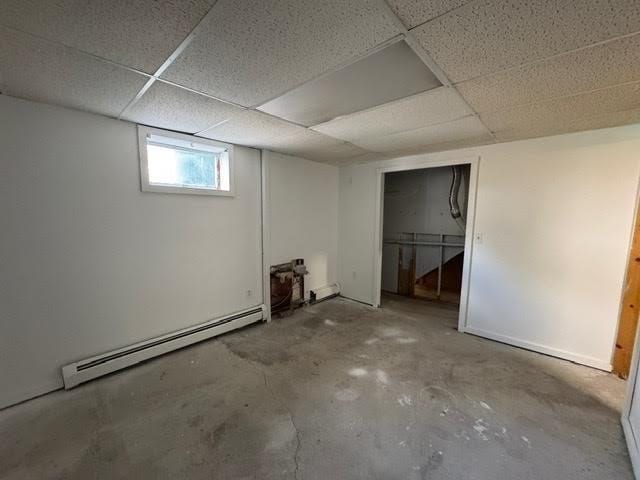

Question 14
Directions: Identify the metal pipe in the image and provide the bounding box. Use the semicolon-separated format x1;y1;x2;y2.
449;166;466;233
383;240;465;247
437;234;443;298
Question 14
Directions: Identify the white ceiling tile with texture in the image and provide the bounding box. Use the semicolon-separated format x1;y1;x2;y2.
161;0;401;107
0;26;148;117
312;87;472;143
122;81;244;134
197;110;306;148
265;130;371;162
413;0;640;83
257;40;442;126
482;81;640;141
0;0;217;73
352;115;493;153
386;0;472;29
457;33;640;113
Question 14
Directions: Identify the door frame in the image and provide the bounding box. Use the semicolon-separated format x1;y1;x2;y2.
372;156;480;333
622;321;640;478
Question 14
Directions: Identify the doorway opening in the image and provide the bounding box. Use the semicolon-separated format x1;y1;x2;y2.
379;163;472;322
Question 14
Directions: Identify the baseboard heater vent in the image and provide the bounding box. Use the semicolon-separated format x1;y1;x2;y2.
310;283;340;303
62;305;265;389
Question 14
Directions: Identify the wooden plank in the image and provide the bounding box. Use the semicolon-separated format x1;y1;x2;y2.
613;195;640;378
409;234;417;297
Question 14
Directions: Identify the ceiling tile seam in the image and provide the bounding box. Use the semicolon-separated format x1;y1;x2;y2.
313;111;478;145
343;140;374;153
491;106;640;141
309;86;456;130
155;78;247;109
487;104;640;138
193;98;359;142
376;0;497;141
251;34;406;110
373;138;494;159
356;113;480;143
477;78;640;117
118;0;226;119
0;24;153;80
452;29;640;87
377;2;451;88
248;109;312;129
151;0;222;81
400;0;479;32
194;118;232;137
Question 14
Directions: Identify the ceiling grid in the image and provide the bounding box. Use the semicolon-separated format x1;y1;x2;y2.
1;0;639;164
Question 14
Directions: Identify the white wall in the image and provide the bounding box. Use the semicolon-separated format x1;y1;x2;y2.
339;125;640;370
266;151;339;299
382;166;468;291
0;95;263;408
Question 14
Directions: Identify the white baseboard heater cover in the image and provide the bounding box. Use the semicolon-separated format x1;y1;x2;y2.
62;305;266;389
310;283;340;303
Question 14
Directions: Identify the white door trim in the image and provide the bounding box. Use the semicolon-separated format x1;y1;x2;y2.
371;156;480;333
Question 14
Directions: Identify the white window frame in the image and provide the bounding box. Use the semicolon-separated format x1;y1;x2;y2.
138;125;235;197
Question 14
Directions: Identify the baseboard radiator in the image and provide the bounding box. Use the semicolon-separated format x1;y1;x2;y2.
310;283;340;303
62;305;266;389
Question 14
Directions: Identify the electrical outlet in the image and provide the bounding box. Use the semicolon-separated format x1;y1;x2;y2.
475;232;483;244
246;289;252;298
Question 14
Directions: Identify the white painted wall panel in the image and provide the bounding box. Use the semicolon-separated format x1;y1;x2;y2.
0;95;263;408
266;151;339;298
338;125;640;369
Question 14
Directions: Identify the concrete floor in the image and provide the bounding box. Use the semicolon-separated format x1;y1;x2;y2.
0;295;633;479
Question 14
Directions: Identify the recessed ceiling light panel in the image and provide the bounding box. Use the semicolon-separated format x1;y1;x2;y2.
258;40;442;126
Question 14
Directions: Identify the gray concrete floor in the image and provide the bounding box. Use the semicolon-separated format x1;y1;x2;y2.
0;294;633;479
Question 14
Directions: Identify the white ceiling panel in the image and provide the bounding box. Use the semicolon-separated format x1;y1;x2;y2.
0;26;148;117
413;0;640;82
493;108;640;144
122;81;243;134
386;0;471;29
197;110;306;148
482;81;640;141
312;87;472;143
0;0;216;73
257;40;441;126
161;0;401;106
265;130;370;162
352;115;493;153
458;34;640;113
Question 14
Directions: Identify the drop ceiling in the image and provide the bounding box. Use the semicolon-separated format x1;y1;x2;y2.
1;0;639;165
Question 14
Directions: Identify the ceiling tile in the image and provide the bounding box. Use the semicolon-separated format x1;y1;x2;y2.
257;40;441;126
161;0;401;106
312;87;472;142
1;0;216;73
122;81;243;134
0;26;148;117
352;115;493;152
493;108;640;143
458;33;640;113
265;130;370;162
413;0;640;82
482;82;640;141
197;110;305;148
386;0;471;29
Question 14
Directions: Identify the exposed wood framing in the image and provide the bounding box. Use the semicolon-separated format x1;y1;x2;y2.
613;193;640;378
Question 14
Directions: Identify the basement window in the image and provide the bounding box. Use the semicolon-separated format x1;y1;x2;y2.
138;126;233;196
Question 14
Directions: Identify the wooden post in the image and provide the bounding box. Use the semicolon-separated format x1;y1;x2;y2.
613;194;640;378
409;233;417;297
